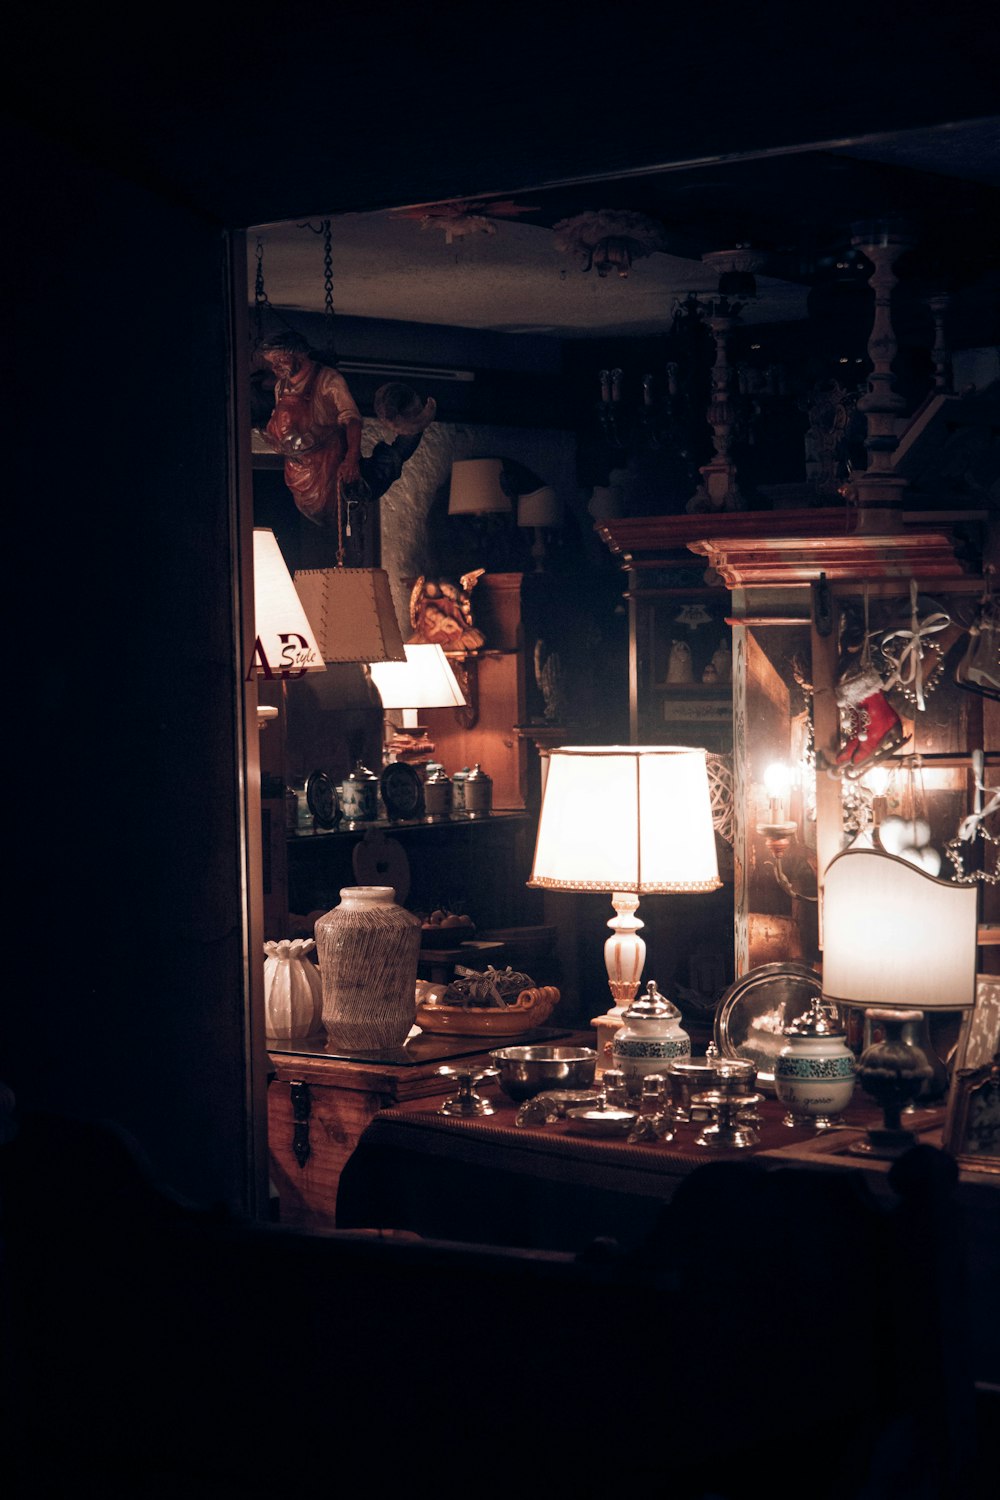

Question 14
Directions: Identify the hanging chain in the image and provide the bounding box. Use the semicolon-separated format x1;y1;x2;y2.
335;473;346;568
253;237;271;351
299;219;338;361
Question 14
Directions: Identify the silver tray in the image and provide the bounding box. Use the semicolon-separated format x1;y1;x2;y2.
713;962;824;1092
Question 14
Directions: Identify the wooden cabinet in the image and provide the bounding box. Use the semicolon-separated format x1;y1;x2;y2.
599;508;998;979
266;1030;550;1229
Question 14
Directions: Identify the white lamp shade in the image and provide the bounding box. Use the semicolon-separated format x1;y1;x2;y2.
368;643;467;710
252;528;325;676
448;458;511;516
821;847;978;1011
292;567;406;663
517;485;561;528
528;745;721;893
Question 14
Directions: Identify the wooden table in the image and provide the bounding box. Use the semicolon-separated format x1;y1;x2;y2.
334;1085;945;1248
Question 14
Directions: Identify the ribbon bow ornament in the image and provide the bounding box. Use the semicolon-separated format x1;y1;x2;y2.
880;580;951;712
957;750;1000;842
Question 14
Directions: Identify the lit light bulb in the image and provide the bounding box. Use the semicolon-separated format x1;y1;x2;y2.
863;765;891;796
763;761;794;824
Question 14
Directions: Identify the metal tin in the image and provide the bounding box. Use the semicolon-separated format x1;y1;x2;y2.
463;763;493;816
423;766;452;820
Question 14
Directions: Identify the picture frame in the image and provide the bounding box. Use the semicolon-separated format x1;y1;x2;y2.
942;1058;1000;1175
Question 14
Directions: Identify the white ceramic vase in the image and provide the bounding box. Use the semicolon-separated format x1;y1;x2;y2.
263;938;323;1039
315;885;421;1050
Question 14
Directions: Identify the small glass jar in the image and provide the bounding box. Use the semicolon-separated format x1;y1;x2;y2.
451;768;470;814
612;979;691;1101
774;996;856;1129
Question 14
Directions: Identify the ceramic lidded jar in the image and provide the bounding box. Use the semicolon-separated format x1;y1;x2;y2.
340;762;379;823
774;996;856;1128
315;886;421;1050
612;979;691;1100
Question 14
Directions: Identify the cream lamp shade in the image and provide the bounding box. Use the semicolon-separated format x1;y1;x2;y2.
368;644;466;713
516;485;561;529
448;458;511;516
529;745;721;894
252;527;325;677
821;846;978;1011
292;567;406;663
528;746;721;1019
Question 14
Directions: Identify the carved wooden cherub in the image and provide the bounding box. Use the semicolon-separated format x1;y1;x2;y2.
409;570;486;651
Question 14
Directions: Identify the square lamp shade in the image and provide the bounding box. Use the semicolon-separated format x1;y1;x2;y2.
368;643;467;715
448;458;511;516
293;567;406;664
252;527;325;678
528;745;721;1013
821;846;978;1012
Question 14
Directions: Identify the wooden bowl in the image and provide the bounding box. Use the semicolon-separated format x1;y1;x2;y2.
414;985;559;1037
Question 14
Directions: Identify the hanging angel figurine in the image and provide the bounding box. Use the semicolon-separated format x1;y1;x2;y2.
409;571;486;651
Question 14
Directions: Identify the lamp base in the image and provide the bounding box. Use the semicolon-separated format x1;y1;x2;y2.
847;1125;920;1159
591;1006;629;1081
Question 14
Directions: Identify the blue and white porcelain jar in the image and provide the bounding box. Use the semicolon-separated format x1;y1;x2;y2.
774;997;856;1129
612;979;691;1101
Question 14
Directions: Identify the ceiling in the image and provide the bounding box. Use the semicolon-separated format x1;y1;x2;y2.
249;117;1000;344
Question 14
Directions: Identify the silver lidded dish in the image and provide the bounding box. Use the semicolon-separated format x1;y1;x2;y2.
564;1105;637;1137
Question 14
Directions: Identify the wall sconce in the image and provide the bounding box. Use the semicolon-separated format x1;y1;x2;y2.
821;845;978;1156
528;745;721;1066
368;643;466;764
756;761;817;904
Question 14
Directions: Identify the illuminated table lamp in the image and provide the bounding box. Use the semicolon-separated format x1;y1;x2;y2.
527;745;722;1074
368;643;466;763
251;528;326;727
821;845;978;1156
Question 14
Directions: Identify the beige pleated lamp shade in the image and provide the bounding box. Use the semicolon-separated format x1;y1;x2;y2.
821;847;978;1011
516;485;561;528
292;567;406;663
368;643;467;710
529;745;721;893
252;528;325;676
448;458;511;515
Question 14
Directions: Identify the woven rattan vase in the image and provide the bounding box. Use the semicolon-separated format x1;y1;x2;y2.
315;885;421;1050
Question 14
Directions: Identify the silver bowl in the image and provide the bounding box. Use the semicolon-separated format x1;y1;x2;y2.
489;1045;597;1102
